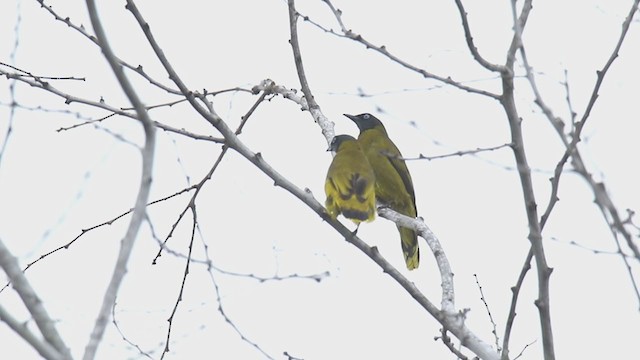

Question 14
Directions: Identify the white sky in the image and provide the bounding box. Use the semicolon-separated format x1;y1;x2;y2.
1;1;639;359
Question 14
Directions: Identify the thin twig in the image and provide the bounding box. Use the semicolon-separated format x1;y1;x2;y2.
203;243;276;360
513;339;537;360
36;0;180;95
400;143;513;161
152;91;268;263
160;207;197;359
550;236;633;257
438;328;469;360
111;302;155;359
474;274;501;352
317;0;500;100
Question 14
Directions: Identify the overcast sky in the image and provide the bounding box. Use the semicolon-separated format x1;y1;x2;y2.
1;1;639;359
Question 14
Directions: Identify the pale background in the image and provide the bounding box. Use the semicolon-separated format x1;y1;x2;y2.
1;1;639;359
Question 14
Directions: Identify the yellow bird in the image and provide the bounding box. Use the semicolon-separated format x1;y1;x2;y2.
325;135;376;225
344;113;420;270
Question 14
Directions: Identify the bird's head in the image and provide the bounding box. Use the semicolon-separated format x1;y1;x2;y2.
343;113;384;132
327;134;357;152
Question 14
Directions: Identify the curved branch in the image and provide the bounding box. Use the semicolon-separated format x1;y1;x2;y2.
82;1;156;359
453;0;504;72
287;0;334;142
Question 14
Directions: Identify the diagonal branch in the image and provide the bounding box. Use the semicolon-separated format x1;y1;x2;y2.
0;238;72;360
124;1;499;358
0;303;65;360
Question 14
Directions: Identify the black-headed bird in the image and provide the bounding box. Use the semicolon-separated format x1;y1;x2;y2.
344;113;419;270
325;135;376;225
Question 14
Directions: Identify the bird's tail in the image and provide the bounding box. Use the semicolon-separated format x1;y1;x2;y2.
398;226;419;270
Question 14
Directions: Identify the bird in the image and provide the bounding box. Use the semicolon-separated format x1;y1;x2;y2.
324;134;376;226
344;113;419;270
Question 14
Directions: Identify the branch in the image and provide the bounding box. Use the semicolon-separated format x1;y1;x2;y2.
505;0;533;70
0;238;72;360
502;68;555;360
316;0;500;99
377;208;454;311
0;67;219;143
82;1;156;359
501;249;532;360
0;304;65;360
515;0;640;315
287;0;334;142
111;302;155;359
36;0;181;95
438;328;470;360
375;209;497;359
160;208;197;359
452;0;504;72
400;143;513;161
474;274;501;352
500;1;555;359
123;1;498;357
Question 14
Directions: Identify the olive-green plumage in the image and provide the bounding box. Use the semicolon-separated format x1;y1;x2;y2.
325;135;376;224
344;113;419;270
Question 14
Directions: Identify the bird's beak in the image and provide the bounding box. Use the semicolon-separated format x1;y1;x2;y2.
343;114;357;121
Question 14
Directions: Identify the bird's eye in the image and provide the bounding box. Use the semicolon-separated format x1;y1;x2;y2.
363;114;370;119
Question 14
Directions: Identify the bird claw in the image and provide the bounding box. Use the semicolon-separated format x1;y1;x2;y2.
351;224;361;236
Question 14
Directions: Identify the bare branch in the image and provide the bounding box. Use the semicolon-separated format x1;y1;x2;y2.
505;0;533;69
501;80;555;360
213;267;329;283
513;339;537;360
550;236;635;257
287;0;334;142
0;238;72;359
515;0;640;316
111;303;155;359
499;1;555;359
437;328;470;360
36;0;181;95
316;0;501;99
577;0;640;133
501;248;532;360
160;208;197;359
204;249;276;360
0;303;65;360
452;0;504;72
81;0;156;359
400;143;513;162
474;274;501;352
377;208;454;311
0;3;22;169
